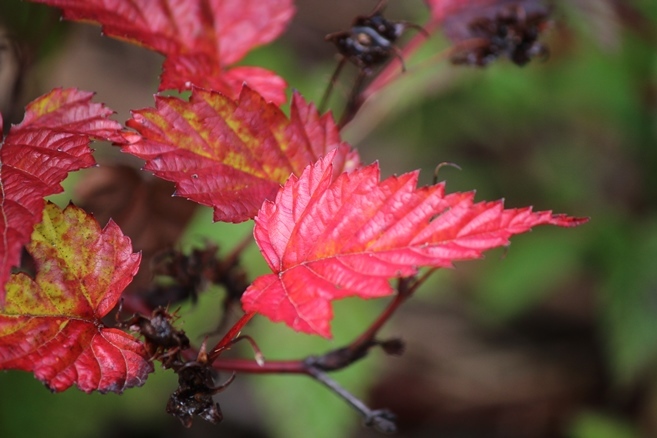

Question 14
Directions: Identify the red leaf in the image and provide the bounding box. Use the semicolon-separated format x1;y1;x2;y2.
31;0;295;104
425;0;496;23
0;203;152;393
241;152;588;337
0;88;123;304
425;0;548;24
123;86;360;223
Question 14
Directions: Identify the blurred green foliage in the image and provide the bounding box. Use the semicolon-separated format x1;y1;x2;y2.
347;0;657;379
0;2;67;59
569;411;641;438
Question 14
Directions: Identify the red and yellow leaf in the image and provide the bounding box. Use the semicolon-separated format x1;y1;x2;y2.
0;202;151;393
0;88;123;304
241;152;588;337
123;86;360;223
31;0;295;104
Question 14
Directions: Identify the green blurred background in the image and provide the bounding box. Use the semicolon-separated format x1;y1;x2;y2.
1;0;656;437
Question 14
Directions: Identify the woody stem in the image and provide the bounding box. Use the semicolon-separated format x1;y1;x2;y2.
211;271;435;374
361;22;438;102
223;232;254;268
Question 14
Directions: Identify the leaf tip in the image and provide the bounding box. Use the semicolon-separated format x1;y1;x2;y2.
551;214;590;227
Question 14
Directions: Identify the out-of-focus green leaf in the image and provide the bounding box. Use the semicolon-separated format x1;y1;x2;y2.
0;2;67;59
602;222;657;381
472;229;585;320
569;411;640;438
0;367;176;438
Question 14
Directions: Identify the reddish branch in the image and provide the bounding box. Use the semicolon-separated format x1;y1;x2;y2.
205;274;433;433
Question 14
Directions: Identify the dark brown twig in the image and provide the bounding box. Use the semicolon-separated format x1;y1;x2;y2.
304;361;397;433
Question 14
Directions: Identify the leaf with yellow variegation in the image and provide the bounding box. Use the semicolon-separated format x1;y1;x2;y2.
0;202;152;393
123;86;359;223
0;87;123;304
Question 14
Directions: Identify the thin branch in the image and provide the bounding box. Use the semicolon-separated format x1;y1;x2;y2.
360;22;438;104
176;271;437;432
348;279;410;353
209;311;255;360
319;57;347;113
338;70;369;128
211;271;436;374
222;231;254;268
212;357;309;374
336;22;437;129
304;360;397;433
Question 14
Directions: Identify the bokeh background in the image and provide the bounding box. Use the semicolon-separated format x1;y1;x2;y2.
1;1;656;437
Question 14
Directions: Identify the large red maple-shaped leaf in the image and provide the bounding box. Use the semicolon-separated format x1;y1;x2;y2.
0;202;152;393
242;152;587;337
31;0;295;104
123;86;360;223
0;88;123;304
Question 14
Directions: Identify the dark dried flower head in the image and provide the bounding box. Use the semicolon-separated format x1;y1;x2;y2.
166;362;223;427
325;2;406;74
145;242;248;309
379;338;405;356
443;0;551;66
117;306;190;367
166;347;236;428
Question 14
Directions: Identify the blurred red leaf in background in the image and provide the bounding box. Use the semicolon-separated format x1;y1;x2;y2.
30;0;295;103
425;0;496;23
74;164;198;296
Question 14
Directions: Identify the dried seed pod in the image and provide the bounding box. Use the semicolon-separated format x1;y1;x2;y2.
117;306;190;368
444;0;551;66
